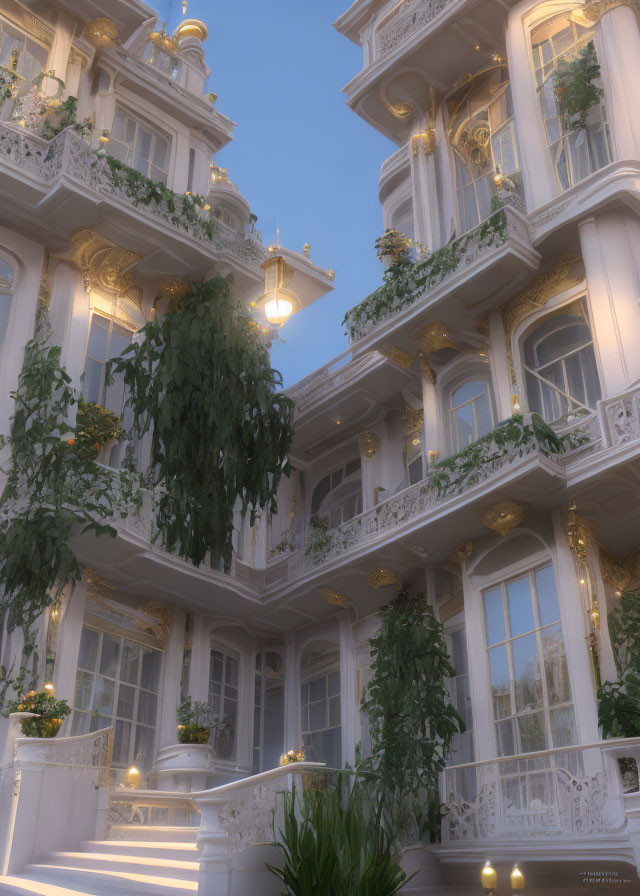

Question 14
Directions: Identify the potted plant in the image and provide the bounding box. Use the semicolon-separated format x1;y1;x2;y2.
176;696;215;744
374;229;412;268
214;716;235;760
5;688;71;738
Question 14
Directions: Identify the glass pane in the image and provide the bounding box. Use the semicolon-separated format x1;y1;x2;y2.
225;657;238;687
329;696;341;727
120;642;139;685
541;624;571;705
309;677;326;702
111;109;127;142
71;711;90;736
134;725;155;770
93;676;115;716
450;629;469;675
495;718;516;757
112;720;132;766
328;671;340;697
310;701;326;732
550;705;577;748
512;633;543;713
117;684;136;720
140;648;160;692
536;565;560;626
488;645;511;719
83;358;104;405
73;670;93;711
99;635;121;678
0;292;11;350
210;652;223;684
137;691;157;726
484;587;506;645
456;676;473;729
78;628;99;671
518;711;548;753
87;315;109;362
109;324;132;362
507;575;535;637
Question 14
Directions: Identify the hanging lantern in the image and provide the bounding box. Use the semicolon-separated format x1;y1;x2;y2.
259;255;298;327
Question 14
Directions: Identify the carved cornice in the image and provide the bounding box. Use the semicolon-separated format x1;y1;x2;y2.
359;432;381;459
480;501;527;536
71;229;142;298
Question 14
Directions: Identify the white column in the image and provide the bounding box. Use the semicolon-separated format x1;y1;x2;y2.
157;609;186;750
551;512;600;744
488;309;514;420
188;614;210;704
49;260;77;360
283;633;300;750
52;580;88;703
506;3;557;210
461;561;494;760
421;367;443;460
410;137;440;250
579;212;640;396
596;5;640;161
339;614;358;768
61;269;89;389
45;13;74;86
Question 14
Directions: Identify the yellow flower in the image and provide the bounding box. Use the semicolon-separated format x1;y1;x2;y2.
27;690;37;697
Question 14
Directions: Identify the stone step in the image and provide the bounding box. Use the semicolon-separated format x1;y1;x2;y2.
45;852;199;883
81;840;198;861
0;865;197;896
107;825;198;842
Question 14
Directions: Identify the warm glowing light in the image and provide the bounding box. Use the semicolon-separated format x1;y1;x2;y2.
264;296;294;326
412;436;421;447
182;0;188;13
126;766;140;789
204;203;211;211
481;860;497;892
579;577;586;585
510;864;525;892
44;683;54;694
335;417;342;426
493;172;505;187
615;590;622;597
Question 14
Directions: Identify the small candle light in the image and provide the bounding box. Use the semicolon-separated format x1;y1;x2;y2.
510;864;525;894
481;860;497;894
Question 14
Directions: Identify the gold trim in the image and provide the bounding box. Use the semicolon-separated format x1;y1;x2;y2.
380;344;414;369
359;433;381;459
571;0;639;25
318;587;349;606
174;19;208;42
70;229;142;298
480;501;527;536
411;129;437;157
562;503;597;562
448;541;473;566
84;18;119;47
415;322;460;358
155;277;191;308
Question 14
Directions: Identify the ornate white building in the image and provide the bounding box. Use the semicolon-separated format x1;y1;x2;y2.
0;0;640;893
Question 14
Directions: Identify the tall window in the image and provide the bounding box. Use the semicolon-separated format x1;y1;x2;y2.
0;257;14;353
448;378;494;453
531;13;610;191
71;627;161;770
0;20;48;119
311;459;362;529
301;669;341;768
109;108;171;184
83;313;133;412
447;67;522;232
523;302;601;422
253;650;285;773
483;563;576;756
208;648;239;760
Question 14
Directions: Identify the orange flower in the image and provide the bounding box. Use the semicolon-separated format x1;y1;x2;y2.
27;690;37;697
67;439;75;446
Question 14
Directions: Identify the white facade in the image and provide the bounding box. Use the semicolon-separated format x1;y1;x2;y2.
1;0;640;893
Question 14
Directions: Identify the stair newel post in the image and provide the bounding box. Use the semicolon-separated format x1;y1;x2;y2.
194;794;231;896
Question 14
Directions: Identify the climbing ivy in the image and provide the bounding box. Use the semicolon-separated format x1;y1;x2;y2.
41;96;94;140
0;322;141;704
598;592;640;738
359;589;465;841
110;278;295;568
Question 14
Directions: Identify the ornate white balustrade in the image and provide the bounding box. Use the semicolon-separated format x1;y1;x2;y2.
0;123;266;267
439;739;640;843
376;0;453;58
287;345;385;410
601;386;640;448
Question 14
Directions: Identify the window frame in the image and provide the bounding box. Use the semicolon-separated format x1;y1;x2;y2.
109;105;172;184
300;666;342;765
438;356;496;458
476;551;577;757
208;643;240;761
83;310;135;410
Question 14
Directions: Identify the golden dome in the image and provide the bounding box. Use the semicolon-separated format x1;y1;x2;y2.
174;19;208;42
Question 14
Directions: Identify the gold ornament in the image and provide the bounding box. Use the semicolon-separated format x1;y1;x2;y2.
368;567;398;589
480;501;527;536
71;230;142;298
318;587;348;606
448;541;473;566
411;129;436;157
380;345;414;369
84;18;119;47
359;433;380;459
563;503;596;562
415;322;460;358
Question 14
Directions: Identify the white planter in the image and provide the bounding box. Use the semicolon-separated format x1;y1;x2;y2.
150;742;214;792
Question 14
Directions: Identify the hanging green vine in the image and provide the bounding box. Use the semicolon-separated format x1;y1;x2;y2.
598;591;640;738
0;322;141;704
110;277;295;568
554;41;604;131
359;589;465;841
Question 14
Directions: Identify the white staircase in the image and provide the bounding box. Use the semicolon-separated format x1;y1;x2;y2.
0;813;200;896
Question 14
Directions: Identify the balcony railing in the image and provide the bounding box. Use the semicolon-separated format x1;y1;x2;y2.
0;124;266;267
287;345;386;409
343;206;531;343
439;738;640;842
376;0;454;58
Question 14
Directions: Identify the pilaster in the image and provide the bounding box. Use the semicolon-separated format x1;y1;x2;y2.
157;609;186;750
339;614;358;768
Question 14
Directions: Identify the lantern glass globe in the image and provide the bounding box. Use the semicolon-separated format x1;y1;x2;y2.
264;295;294;326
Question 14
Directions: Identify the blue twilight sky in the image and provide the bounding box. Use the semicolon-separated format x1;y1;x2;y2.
157;0;394;386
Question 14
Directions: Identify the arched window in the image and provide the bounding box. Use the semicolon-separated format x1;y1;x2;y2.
447;67;521;232
523;301;601;422
208;647;239;760
311;459;362;529
530;11;610;191
447;377;495;454
0;256;14;352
